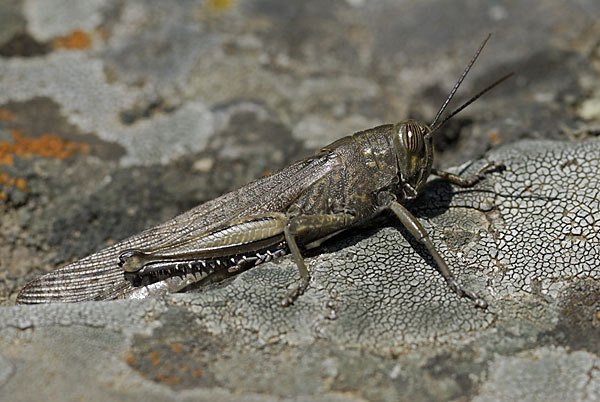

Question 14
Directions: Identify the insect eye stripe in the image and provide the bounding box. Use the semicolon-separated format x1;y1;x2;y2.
402;122;423;153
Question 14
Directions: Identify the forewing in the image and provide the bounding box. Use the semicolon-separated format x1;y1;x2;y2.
16;152;342;303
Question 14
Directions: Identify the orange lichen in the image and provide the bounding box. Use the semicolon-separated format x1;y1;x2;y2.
13;177;27;191
208;0;235;12
0;171;29;194
0;154;13;165
149;351;161;366
0;109;16;121
126;355;136;365
0;130;89;165
0;130;88;200
171;344;182;353
163;376;181;385
53;30;92;50
489;131;503;145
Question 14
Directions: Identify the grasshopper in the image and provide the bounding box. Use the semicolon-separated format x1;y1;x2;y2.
17;35;511;307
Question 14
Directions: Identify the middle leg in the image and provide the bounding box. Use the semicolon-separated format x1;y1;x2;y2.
281;213;356;306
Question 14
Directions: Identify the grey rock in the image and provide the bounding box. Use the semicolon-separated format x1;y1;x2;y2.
1;0;600;401
1;139;599;401
474;347;600;402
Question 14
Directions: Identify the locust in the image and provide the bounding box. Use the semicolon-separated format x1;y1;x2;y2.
16;35;511;307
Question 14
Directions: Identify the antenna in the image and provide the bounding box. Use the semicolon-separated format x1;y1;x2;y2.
425;34;512;138
429;34;491;129
428;72;514;136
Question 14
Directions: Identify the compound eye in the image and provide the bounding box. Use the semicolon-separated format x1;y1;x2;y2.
401;121;425;153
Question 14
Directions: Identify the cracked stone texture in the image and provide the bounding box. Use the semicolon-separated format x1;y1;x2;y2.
1;0;600;401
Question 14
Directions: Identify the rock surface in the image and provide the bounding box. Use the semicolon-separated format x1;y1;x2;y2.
2;138;599;401
1;0;599;401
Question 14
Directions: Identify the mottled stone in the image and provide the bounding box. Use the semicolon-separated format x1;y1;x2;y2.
1;0;600;401
1;139;599;401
